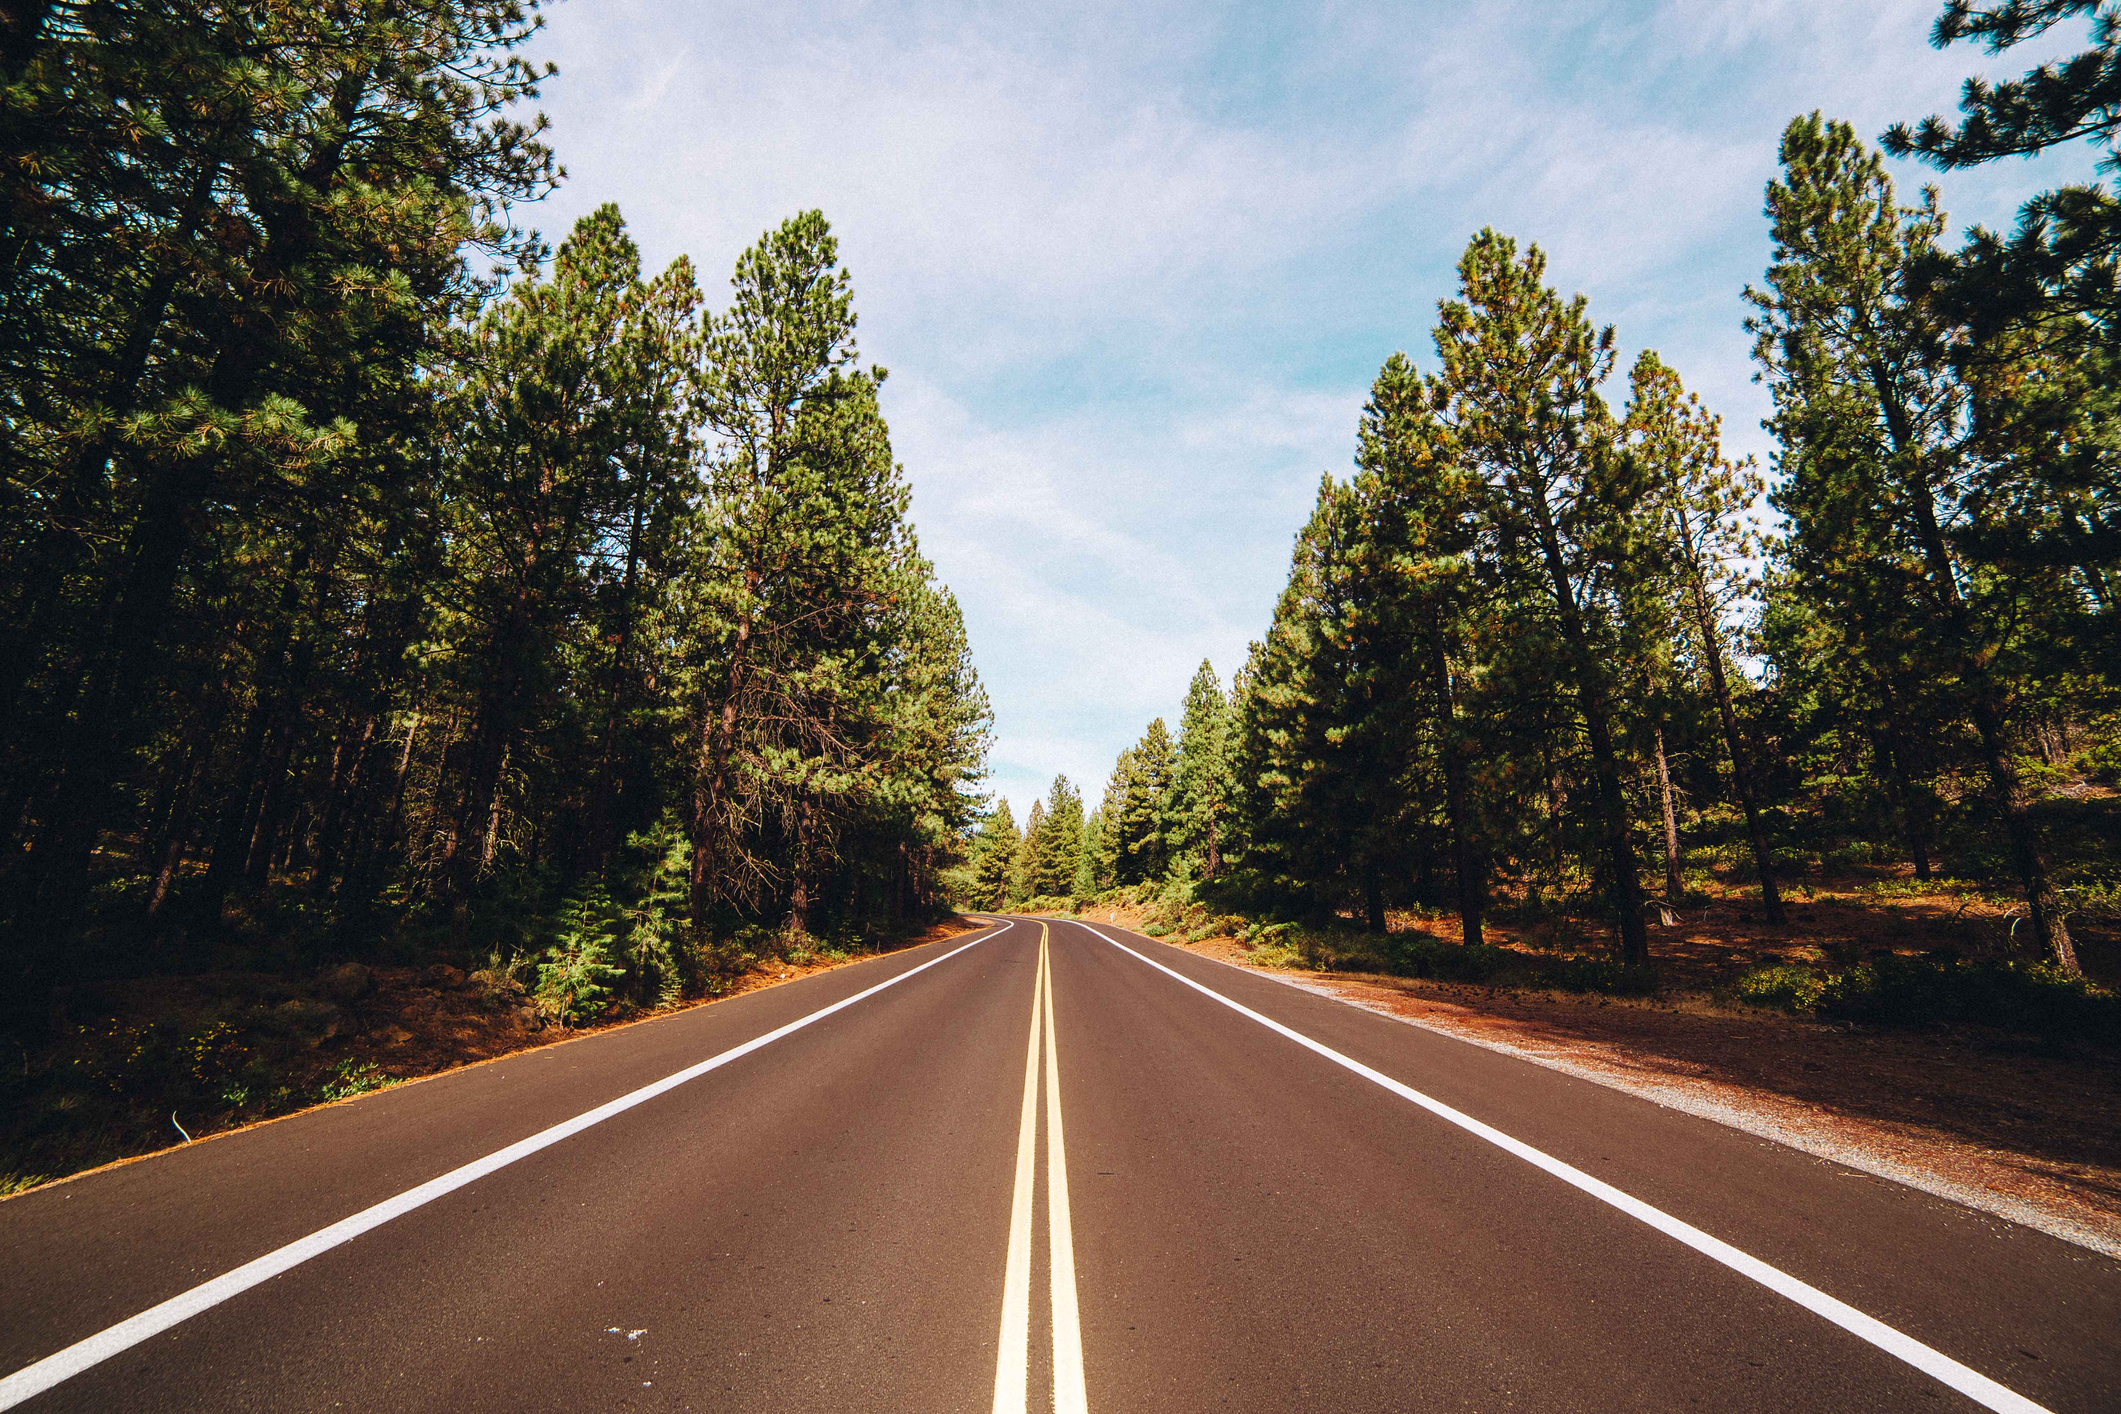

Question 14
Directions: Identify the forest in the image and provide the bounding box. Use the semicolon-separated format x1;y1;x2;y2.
975;4;2119;1026
0;0;992;1019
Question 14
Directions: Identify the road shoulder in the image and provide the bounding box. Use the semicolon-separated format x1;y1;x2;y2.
1086;920;2121;1260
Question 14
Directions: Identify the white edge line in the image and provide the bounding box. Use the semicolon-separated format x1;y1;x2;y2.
0;923;1011;1412
1080;923;2052;1414
1254;967;2121;1261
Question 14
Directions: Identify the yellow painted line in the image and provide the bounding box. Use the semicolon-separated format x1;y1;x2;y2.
991;926;1044;1413
990;921;1090;1412
1043;926;1088;1412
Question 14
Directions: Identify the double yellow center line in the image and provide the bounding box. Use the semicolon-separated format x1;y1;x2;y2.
992;923;1087;1414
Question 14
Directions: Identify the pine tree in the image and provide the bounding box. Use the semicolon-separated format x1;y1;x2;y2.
1432;230;1652;964
1227;475;1417;927
1094;753;1134;888
1354;352;1490;945
1033;776;1085;897
1167;662;1231;880
971;802;1021;911
1749;114;2081;970
1624;351;1785;922
1118;719;1176;884
1075;809;1101;896
430;204;678;921
680;211;966;937
1016;799;1045;903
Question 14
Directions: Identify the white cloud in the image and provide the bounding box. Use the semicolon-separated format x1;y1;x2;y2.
525;0;2109;820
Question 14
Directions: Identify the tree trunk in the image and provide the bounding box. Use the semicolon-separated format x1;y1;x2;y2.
690;611;751;931
199;689;274;914
587;492;648;873
309;713;376;896
147;770;200;922
1532;527;1648;966
1427;626;1484;947
1651;717;1684;904
244;715;301;886
1967;693;2076;970
145;709;223;922
1686;578;1785;925
1874;369;2072;970
787;800;813;936
1869;722;1932;882
480;745;510;866
26;447;220;938
444;586;536;915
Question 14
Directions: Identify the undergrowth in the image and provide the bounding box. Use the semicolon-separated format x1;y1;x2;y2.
1727;956;2118;1047
1071;882;1660;996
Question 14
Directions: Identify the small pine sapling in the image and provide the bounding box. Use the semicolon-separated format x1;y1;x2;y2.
537;888;627;1026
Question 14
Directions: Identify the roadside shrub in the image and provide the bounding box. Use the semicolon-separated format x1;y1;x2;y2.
619;819;694;1008
1536;955;1662;996
317;1059;392;1102
1186;914;1246;943
2079;731;2121;786
1733;964;1826;1011
1383;935;1660;995
470;952;527;1008
1818;957;2118;1045
535;890;626;1026
70;1018;250;1102
1242;922;1308;969
1728;954;2118;1047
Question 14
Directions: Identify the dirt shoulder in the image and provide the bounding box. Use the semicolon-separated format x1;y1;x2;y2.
1073;905;2121;1258
3;916;987;1197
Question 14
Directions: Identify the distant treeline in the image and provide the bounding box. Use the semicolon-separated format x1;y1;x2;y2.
975;9;2120;977
0;1;990;993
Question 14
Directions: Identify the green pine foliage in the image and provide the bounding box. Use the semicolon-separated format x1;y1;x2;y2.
535;889;626;1026
1167;663;1233;881
1886;0;2121;343
967;801;1021;911
1749;114;2095;969
1103;181;2116;992
1032;777;1085;899
0;14;991;1010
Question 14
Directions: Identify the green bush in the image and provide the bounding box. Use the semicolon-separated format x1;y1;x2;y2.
1383;934;1660;995
1728;954;2118;1046
535;890;627;1026
2079;732;2121;786
1818;956;2118;1044
1733;964;1827;1011
70;1018;250;1102
1243;925;1309;969
619;820;694;1008
317;1059;392;1102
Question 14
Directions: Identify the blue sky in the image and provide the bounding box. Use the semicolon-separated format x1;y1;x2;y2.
522;0;2094;821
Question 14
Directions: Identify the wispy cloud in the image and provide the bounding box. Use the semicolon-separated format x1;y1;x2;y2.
528;0;2105;816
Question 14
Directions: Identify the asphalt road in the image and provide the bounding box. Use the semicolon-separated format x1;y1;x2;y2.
2;916;2115;1412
